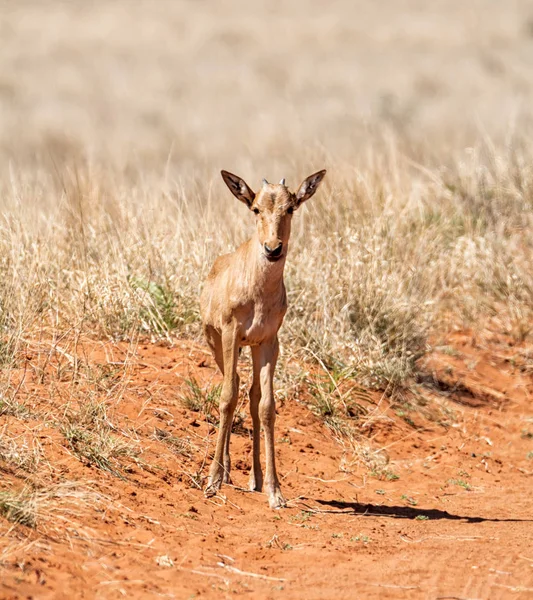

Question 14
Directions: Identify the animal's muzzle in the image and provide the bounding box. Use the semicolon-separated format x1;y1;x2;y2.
264;242;283;260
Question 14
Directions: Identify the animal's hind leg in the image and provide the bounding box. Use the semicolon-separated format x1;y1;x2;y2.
258;336;285;509
249;346;263;492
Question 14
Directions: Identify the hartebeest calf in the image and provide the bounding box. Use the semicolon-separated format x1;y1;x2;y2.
200;169;327;508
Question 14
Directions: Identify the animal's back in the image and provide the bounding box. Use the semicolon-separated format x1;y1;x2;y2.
205;252;233;284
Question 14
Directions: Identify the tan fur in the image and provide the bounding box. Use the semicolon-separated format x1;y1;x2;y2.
200;169;326;508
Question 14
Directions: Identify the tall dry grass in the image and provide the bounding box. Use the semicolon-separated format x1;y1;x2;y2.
1;135;533;391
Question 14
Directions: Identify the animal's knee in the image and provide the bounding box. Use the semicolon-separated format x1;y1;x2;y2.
259;398;275;426
220;380;239;411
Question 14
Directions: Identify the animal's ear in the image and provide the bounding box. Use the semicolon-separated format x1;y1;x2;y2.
295;169;327;206
221;170;255;208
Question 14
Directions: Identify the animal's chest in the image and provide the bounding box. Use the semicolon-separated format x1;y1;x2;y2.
240;301;287;346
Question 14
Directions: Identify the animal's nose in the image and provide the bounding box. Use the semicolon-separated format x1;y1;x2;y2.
264;242;283;257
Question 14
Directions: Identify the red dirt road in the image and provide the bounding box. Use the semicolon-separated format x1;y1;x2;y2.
1;332;533;599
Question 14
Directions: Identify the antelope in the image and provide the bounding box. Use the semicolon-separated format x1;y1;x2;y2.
200;168;326;508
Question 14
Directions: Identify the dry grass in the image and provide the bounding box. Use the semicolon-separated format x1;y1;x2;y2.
0;482;101;529
2;139;532;391
0;433;40;474
179;377;221;417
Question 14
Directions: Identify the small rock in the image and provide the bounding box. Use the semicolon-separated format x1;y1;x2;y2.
156;555;174;568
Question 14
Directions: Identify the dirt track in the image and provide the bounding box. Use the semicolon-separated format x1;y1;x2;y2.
1;332;533;599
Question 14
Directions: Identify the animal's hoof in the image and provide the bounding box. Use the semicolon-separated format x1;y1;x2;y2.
204;485;217;498
222;473;233;485
204;476;222;498
249;473;263;492
268;488;286;510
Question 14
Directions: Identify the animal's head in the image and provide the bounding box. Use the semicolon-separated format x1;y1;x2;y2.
220;169;326;262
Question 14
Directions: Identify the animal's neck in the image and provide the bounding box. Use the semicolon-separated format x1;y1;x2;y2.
248;234;287;296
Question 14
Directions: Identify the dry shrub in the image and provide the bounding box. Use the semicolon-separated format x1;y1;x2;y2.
0;483;101;529
0;435;40;474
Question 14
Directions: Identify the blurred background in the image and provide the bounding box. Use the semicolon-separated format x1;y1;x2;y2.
2;0;533;173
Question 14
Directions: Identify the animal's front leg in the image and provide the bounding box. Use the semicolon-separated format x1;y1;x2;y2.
258;336;286;509
205;327;239;497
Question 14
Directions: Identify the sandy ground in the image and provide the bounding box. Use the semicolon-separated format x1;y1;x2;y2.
1;332;533;599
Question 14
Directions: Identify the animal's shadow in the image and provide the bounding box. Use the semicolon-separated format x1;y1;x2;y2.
309;499;531;524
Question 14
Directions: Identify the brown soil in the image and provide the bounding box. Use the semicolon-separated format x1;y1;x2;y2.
1;332;533;599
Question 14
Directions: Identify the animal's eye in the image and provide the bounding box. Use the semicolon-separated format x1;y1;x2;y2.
253;208;260;215
287;207;294;215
